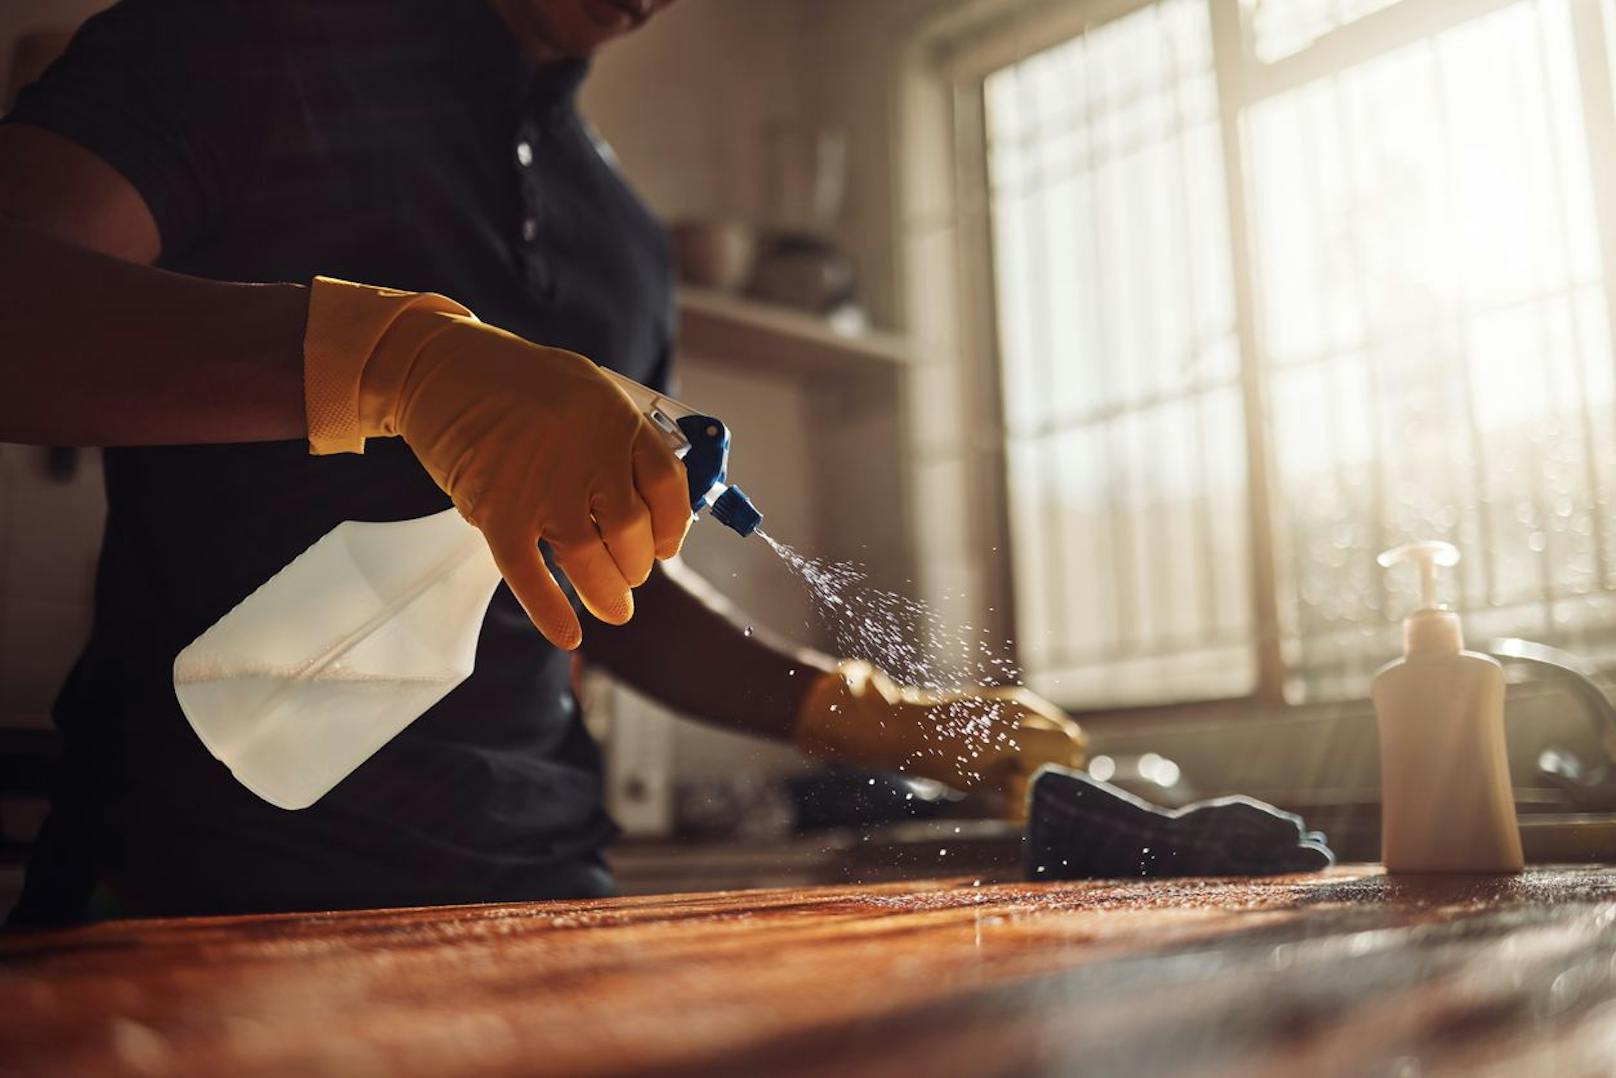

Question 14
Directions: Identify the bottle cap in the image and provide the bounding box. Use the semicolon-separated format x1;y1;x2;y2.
1377;540;1463;655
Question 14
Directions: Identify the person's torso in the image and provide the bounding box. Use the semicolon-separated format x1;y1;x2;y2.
50;0;673;916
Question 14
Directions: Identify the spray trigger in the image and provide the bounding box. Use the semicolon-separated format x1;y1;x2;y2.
600;368;762;538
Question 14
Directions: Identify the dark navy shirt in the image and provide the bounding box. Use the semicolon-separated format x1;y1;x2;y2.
5;0;674;920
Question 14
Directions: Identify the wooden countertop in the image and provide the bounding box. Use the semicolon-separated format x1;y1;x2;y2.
4;867;1616;1076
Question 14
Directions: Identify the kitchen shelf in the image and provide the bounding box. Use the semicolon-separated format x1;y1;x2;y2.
677;287;911;376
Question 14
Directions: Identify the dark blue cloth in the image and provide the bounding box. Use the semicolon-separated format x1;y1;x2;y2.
4;0;674;921
1026;767;1335;879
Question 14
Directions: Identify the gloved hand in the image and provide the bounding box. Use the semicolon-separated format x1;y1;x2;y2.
793;660;1086;817
303;276;691;650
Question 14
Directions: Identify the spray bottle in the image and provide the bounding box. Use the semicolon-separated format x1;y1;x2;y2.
172;368;762;810
1372;540;1523;873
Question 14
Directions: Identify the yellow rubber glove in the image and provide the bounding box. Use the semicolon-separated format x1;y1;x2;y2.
303;276;691;650
793;660;1086;817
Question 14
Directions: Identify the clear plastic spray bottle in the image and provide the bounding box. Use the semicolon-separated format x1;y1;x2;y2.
173;369;761;810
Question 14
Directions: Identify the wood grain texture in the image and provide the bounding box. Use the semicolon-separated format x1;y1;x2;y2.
4;867;1616;1076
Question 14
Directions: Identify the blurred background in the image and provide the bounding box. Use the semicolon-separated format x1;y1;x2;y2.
8;0;1616;898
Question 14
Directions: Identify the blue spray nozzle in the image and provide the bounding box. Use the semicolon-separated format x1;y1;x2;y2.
675;413;763;538
711;485;762;537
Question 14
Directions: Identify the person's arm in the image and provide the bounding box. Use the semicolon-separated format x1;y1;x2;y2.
0;123;307;446
579;557;835;742
0;122;689;649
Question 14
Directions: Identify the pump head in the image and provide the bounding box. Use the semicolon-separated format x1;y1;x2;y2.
1376;540;1460;610
1378;540;1463;655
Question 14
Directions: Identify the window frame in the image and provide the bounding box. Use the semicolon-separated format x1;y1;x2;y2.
905;0;1616;717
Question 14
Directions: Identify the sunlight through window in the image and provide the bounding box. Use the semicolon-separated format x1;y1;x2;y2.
986;0;1251;705
986;0;1616;705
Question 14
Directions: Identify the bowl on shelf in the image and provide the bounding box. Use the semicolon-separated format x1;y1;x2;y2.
669;219;757;293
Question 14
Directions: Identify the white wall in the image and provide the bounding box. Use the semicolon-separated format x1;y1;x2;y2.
588;0;963;331
581;0;817;225
795;0;960;328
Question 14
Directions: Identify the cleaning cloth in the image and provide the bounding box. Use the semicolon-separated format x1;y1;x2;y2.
1025;766;1335;879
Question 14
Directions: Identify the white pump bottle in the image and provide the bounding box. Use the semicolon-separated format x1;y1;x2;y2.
1372;540;1522;873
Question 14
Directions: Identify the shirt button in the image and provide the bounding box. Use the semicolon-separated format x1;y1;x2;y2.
515;140;533;167
521;217;538;242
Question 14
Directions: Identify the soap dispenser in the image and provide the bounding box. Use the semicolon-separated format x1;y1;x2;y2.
1372;541;1523;873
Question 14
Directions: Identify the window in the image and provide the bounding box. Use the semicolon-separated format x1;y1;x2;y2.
1243;0;1404;62
985;1;1251;705
978;0;1616;706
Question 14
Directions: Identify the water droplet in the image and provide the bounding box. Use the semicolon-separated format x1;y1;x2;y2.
760;533;1028;763
743;626;753;637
